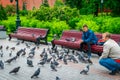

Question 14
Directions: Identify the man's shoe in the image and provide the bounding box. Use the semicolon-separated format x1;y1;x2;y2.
109;70;117;75
88;59;93;65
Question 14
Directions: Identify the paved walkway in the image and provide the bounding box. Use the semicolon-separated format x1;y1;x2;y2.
0;38;120;80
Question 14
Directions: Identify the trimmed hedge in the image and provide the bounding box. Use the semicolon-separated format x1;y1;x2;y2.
0;15;120;41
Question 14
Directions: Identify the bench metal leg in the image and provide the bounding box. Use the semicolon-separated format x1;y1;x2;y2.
8;34;11;41
51;40;55;49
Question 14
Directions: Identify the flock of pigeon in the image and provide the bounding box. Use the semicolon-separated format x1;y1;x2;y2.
0;41;92;80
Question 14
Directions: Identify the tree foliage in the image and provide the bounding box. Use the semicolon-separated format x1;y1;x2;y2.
0;5;7;20
103;0;120;16
5;5;16;16
41;0;49;7
65;0;82;9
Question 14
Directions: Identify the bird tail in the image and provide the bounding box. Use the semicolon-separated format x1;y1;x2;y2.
31;75;34;78
9;71;12;74
80;71;83;74
54;68;57;71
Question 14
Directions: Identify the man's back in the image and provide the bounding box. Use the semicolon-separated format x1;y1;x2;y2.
103;39;120;59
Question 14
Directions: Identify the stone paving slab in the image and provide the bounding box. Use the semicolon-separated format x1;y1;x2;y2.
0;38;120;80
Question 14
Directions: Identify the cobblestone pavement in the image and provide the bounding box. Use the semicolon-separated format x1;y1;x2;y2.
0;39;120;80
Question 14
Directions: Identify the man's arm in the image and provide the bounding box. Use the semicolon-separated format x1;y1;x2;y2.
99;43;111;59
84;31;93;42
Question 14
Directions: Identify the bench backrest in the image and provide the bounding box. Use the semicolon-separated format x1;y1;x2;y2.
61;30;82;41
111;34;120;42
17;27;49;37
60;30;120;43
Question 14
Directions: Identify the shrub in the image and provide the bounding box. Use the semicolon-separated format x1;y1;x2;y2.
76;18;99;32
28;6;80;22
68;17;80;29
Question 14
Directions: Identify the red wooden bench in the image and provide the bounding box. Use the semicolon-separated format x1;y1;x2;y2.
9;27;49;44
52;30;120;56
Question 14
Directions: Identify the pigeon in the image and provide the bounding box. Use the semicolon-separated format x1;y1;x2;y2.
57;54;63;60
80;65;90;75
16;49;24;57
25;43;30;48
63;48;69;54
5;56;17;64
11;55;17;61
0;51;3;57
78;53;86;63
47;57;52;63
9;66;20;74
47;46;50;51
30;47;36;51
21;48;26;56
11;47;15;51
31;68;40;78
27;59;34;67
9;51;12;57
52;46;58;53
63;55;68;65
5;58;13;64
16;41;20;45
71;55;78;63
0;45;3;50
56;76;61;80
0;60;4;69
6;46;9;50
29;51;35;58
42;48;46;54
37;60;46;66
53;59;59;67
50;61;57;71
40;49;46;58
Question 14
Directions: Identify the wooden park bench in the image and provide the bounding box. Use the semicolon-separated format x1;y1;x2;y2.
51;30;120;56
9;27;49;44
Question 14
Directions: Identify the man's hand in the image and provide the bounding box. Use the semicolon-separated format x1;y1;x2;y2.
80;39;83;43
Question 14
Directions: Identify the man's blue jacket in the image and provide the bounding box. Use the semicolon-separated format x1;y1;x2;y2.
82;29;98;44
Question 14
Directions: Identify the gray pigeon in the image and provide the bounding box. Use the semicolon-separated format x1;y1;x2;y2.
5;56;17;64
25;43;30;48
21;48;26;56
63;55;67;65
9;51;12;57
27;59;34;67
0;50;3;57
37;60;46;66
16;41;20;45
11;47;15;51
30;47;36;51
9;66;20;74
31;68;40;78
5;58;13;64
6;46;9;50
47;57;52;63
0;45;3;50
78;53;86;63
16;49;24;57
0;60;4;69
56;76;61;80
50;61;57;71
29;51;35;58
80;65;90;75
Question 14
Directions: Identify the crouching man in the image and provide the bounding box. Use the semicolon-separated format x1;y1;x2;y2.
99;32;120;75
